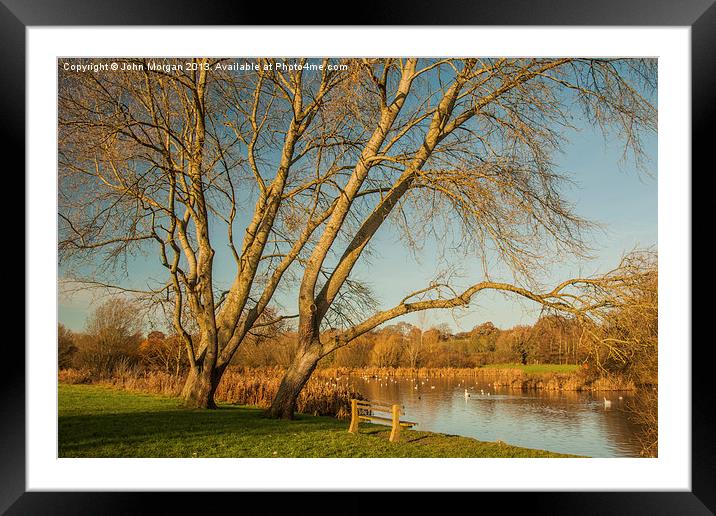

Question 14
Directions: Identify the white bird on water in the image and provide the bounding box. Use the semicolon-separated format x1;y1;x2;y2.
603;397;612;408
464;389;470;399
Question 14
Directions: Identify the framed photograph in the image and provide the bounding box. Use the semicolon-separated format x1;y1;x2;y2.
8;0;710;513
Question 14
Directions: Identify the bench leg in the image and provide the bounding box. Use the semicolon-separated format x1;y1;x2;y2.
348;399;359;433
389;404;401;443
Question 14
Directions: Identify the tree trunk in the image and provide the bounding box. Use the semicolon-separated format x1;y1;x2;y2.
181;363;226;409
267;345;321;419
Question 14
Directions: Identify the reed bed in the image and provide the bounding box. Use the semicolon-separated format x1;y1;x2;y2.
488;371;635;391
213;367;362;418
58;366;363;418
319;366;635;391
321;366;497;378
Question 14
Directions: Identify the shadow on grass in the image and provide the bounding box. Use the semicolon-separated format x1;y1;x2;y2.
60;405;343;444
405;435;431;444
58;405;421;458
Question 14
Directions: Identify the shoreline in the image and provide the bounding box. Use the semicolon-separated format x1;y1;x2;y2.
58;363;636;424
58;384;582;458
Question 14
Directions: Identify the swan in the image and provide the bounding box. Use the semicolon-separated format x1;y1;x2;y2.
618;396;623;400
603;397;612;408
464;389;470;398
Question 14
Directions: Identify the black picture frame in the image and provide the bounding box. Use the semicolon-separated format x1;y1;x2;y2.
6;1;710;513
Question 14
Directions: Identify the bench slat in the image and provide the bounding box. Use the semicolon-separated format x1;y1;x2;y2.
359;409;405;416
358;416;415;427
357;406;394;412
355;400;404;410
355;401;396;409
358;415;394;424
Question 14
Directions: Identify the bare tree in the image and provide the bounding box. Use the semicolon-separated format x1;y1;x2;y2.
267;58;657;418
403;326;424;369
80;297;143;376
370;331;403;368
58;324;78;369
138;331;187;376
582;250;658;456
59;58;355;407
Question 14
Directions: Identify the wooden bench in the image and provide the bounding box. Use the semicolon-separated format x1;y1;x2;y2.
348;399;417;443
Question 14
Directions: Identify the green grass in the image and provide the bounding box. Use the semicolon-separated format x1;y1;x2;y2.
481;363;580;374
59;384;579;458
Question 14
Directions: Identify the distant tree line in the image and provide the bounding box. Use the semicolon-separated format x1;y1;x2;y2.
61;251;656;389
58;306;595;374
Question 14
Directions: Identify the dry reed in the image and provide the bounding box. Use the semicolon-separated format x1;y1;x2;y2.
318;367;635;391
58;366;363;418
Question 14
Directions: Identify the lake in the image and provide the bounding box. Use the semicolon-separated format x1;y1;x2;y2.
347;375;643;457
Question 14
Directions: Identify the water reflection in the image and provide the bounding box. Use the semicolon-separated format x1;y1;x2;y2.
346;375;642;457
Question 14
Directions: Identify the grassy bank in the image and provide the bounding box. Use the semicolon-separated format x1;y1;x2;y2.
58;384;578;458
60;366;362;418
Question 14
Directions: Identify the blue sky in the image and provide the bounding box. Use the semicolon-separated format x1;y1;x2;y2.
320;120;657;333
58;71;657;335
